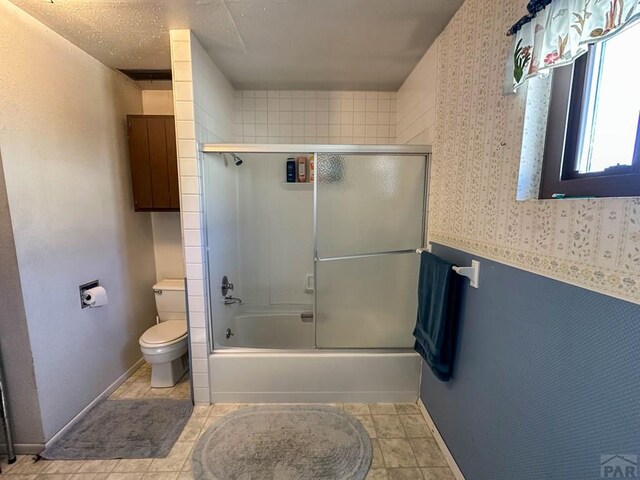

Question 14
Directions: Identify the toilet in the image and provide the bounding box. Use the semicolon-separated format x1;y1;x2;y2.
139;279;189;388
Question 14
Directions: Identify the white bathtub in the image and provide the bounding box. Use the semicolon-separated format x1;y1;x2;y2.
209;305;422;403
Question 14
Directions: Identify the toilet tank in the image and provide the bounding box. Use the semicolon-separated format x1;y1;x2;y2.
153;279;186;321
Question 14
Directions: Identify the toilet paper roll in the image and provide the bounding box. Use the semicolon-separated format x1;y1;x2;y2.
83;286;108;308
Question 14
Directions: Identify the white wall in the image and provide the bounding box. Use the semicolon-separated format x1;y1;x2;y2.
151;213;184;282
235;154;314;308
0;155;44;450
142;90;174;115
170;30;236;403
234;90;397;144
0;0;157;440
396;39;438;145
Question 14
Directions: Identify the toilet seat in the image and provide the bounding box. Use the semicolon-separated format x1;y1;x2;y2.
140;320;187;348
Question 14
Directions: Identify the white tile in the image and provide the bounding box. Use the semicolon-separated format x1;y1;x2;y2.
183;229;202;247
177;121;195;139
317;98;329;111
341;124;354;136
292;111;304;124
268;111;280;124
170;30;191;42
280;124;292;136
175;102;195;121
193;388;210;404
279;111;292;124
279;98;292;111
317;111;329;124
292;98;305;111
172;61;192;81
243;110;255;123
190;327;207;343
305;111;316;124
180;177;200;195
187;278;204;296
354;112;366;125
192;373;209;389
180;158;197;177
268;124;280;136
174;82;194;101
341;98;354;111
305;98;317;111
171;41;191;62
189;312;206;328
190;343;208;359
191;358;208;373
341;111;354;124
186;264;204;280
255;111;268;124
268;98;279;111
184;246;203;263
255;124;268;136
255;98;267;111
181;194;201;212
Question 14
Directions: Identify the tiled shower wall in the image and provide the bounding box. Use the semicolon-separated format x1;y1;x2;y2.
233;90;397;144
170;29;236;404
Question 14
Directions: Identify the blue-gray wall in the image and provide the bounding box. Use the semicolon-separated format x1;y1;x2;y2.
423;244;640;480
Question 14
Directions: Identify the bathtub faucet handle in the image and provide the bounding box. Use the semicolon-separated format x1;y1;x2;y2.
224;295;242;305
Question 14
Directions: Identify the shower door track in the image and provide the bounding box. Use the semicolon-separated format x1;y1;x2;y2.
201;143;431;155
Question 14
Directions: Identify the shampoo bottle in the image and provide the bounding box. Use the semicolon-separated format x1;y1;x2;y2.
297;156;307;183
309;154;315;182
286;158;296;182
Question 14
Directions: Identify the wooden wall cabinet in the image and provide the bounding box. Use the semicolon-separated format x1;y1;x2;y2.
127;115;180;212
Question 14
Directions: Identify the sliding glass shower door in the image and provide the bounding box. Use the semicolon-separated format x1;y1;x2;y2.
315;154;426;348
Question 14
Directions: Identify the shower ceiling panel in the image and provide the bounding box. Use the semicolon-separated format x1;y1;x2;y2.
9;0;463;90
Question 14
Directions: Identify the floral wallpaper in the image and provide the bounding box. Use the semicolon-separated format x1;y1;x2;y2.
428;0;640;304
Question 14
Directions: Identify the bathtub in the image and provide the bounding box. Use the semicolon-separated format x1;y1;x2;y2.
209;305;422;403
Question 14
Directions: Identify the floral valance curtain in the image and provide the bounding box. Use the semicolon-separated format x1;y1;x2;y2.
508;0;640;91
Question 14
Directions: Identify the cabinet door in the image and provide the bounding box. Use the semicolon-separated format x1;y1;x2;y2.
127;115;179;212
147;117;172;209
127;116;153;210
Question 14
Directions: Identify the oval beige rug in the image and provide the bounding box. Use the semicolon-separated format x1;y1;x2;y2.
192;405;372;480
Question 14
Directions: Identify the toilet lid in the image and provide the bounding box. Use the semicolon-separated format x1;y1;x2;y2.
141;320;187;345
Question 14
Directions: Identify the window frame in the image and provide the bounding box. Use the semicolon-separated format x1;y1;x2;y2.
539;45;640;199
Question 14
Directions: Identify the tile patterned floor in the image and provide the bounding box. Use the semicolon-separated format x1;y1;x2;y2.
109;363;191;400
0;397;454;480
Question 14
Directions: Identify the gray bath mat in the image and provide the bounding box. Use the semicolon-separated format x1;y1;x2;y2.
193;405;372;480
41;399;192;460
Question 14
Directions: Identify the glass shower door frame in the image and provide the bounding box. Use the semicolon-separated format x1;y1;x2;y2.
312;151;430;349
200;144;431;352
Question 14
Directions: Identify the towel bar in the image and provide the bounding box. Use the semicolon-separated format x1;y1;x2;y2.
416;247;480;288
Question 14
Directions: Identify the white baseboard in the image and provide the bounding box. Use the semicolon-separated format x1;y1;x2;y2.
418;398;465;480
45;358;145;448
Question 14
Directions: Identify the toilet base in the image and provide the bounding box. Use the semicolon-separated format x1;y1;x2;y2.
151;353;189;388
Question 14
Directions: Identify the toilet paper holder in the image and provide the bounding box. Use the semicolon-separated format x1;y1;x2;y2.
79;280;100;309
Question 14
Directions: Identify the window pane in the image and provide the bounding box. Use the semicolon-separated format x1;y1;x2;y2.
578;24;640;174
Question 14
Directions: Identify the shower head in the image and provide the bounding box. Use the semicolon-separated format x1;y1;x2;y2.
230;153;243;166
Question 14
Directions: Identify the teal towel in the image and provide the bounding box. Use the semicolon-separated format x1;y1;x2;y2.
412;251;460;381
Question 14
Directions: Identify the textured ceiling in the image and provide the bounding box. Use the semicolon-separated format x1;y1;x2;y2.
9;0;463;90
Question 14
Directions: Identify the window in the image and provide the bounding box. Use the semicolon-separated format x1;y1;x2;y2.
540;23;640;199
